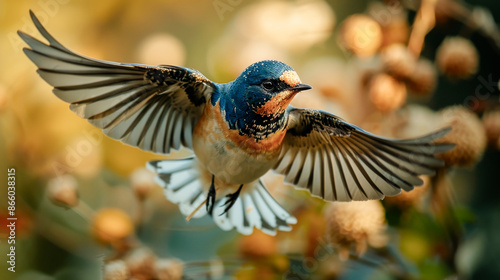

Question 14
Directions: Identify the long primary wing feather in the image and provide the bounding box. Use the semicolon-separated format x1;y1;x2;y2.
273;107;454;201
19;11;216;155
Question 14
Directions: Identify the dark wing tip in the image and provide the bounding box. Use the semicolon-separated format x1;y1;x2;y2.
16;30;26;37
432;126;452;139
428;126;456;154
17;29;35;46
24;10;67;51
441;126;452;134
29;9;36;20
29;10;45;32
29;10;43;32
434;143;456;154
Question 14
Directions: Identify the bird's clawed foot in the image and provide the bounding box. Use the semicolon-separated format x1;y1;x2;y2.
220;184;244;216
206;175;216;216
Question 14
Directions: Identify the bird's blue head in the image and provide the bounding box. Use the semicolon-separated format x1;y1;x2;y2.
220;60;312;138
229;60;312;116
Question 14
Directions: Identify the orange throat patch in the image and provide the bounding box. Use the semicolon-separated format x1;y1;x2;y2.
255;90;297;116
255;70;302;116
207;103;286;156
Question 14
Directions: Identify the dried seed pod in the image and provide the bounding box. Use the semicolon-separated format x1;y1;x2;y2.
92;208;134;245
435;106;487;166
47;175;79;208
367;2;410;47
130;168;156;200
155;258;183;280
436;37;479;79
381;44;416;80
369;73;407;112
124;247;157;280
338;14;383;57
324;201;387;259
104;260;130;280
483;110;500;148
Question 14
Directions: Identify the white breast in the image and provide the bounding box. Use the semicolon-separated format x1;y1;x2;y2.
192;103;282;185
193;137;277;184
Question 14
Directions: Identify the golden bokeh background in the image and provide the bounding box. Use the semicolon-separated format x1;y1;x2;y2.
1;0;500;279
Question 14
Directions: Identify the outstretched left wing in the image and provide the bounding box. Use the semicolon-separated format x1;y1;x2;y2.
273;108;454;201
18;11;215;154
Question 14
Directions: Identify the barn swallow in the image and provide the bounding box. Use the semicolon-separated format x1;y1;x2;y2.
19;11;453;236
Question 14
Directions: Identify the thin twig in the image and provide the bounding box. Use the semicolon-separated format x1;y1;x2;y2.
408;0;437;57
186;198;207;221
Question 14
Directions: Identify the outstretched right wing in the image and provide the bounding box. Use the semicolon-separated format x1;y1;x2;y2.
274;107;454;201
19;10;216;154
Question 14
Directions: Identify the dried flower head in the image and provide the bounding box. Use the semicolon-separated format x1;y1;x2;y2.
338;14;383;57
381;44;417;80
382;17;410;47
324;201;387;259
367;2;409;47
130;168;156;200
436;37;479;79
239;230;277;258
435;106;487;166
369;73;407;112
155;258;183;280
92;208;134;245
124;247;157;280
483;110;500;148
384;175;431;209
104;260;130;280
47;175;79;208
407;59;438;96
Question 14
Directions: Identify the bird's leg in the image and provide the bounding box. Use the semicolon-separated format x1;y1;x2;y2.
220;184;244;215
206;175;216;216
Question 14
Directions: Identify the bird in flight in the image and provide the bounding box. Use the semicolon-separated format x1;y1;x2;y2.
19;11;453;236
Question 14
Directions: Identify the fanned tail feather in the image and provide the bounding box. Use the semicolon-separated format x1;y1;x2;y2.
213;180;297;236
147;158;297;235
147;157;207;219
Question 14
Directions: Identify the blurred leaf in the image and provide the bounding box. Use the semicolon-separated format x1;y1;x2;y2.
452;205;476;225
418;259;451;280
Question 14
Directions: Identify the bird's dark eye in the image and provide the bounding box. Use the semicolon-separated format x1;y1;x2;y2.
261;80;275;91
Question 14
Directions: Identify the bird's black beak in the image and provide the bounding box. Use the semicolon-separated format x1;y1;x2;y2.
291;83;312;92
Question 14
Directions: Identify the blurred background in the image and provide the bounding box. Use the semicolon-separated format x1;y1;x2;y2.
1;0;499;279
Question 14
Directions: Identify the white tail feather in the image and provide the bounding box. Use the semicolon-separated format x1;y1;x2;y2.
147;157;297;235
